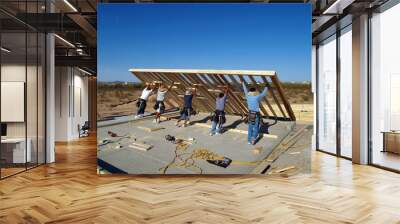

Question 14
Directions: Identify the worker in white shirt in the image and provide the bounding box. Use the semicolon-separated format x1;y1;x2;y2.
153;82;174;123
135;83;155;119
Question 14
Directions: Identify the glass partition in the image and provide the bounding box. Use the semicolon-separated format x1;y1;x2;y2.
0;1;46;179
317;34;337;154
339;26;352;158
1;31;28;177
370;3;400;171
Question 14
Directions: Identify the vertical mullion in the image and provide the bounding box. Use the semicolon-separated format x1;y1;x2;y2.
316;44;320;151
25;0;28;171
73;68;75;118
68;70;71;117
44;0;48;164
0;22;2;179
44;32;47;163
336;29;341;157
367;12;373;165
36;0;39;167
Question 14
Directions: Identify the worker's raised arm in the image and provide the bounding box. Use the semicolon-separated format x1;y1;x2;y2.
259;86;268;98
223;86;229;100
241;81;248;96
150;84;157;94
167;82;175;91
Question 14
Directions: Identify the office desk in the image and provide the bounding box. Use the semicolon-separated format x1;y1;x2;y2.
1;138;31;163
382;131;400;155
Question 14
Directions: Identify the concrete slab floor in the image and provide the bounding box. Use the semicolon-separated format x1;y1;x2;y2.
97;113;309;174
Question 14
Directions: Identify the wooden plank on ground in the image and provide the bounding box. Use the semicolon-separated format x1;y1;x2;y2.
137;126;165;132
128;142;153;151
193;123;278;139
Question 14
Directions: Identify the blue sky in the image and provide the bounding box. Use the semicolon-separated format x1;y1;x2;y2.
98;4;311;82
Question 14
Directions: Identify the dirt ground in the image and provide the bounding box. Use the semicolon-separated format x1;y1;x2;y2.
291;104;313;124
97;82;313;123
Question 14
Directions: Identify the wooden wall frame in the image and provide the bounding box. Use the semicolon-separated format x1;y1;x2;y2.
130;68;296;121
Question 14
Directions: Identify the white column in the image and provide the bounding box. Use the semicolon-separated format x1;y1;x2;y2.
352;14;369;164
46;33;55;163
45;0;56;163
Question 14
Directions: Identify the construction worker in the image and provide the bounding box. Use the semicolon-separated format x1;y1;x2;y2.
153;82;174;123
210;86;228;136
135;82;155;119
241;81;268;145
176;87;196;127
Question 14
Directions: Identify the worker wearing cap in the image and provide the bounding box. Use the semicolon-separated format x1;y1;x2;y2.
135;83;155;119
153;82;174;123
176;88;196;127
210;86;228;136
241;81;268;145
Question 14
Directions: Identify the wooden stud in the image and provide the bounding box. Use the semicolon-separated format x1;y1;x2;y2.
261;76;287;119
270;75;296;121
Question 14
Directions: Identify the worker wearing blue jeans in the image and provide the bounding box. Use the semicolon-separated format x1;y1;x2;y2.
241;81;268;145
247;112;261;144
210;86;228;136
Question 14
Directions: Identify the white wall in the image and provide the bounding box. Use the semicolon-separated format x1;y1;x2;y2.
1;64;26;138
55;67;89;141
1;63;46;164
55;67;69;141
71;73;89;138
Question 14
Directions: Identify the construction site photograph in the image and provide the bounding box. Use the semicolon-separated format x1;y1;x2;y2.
97;4;312;175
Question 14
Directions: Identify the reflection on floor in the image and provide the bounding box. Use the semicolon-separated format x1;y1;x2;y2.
0;167;25;178
0;163;43;179
1;135;400;223
373;151;400;171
